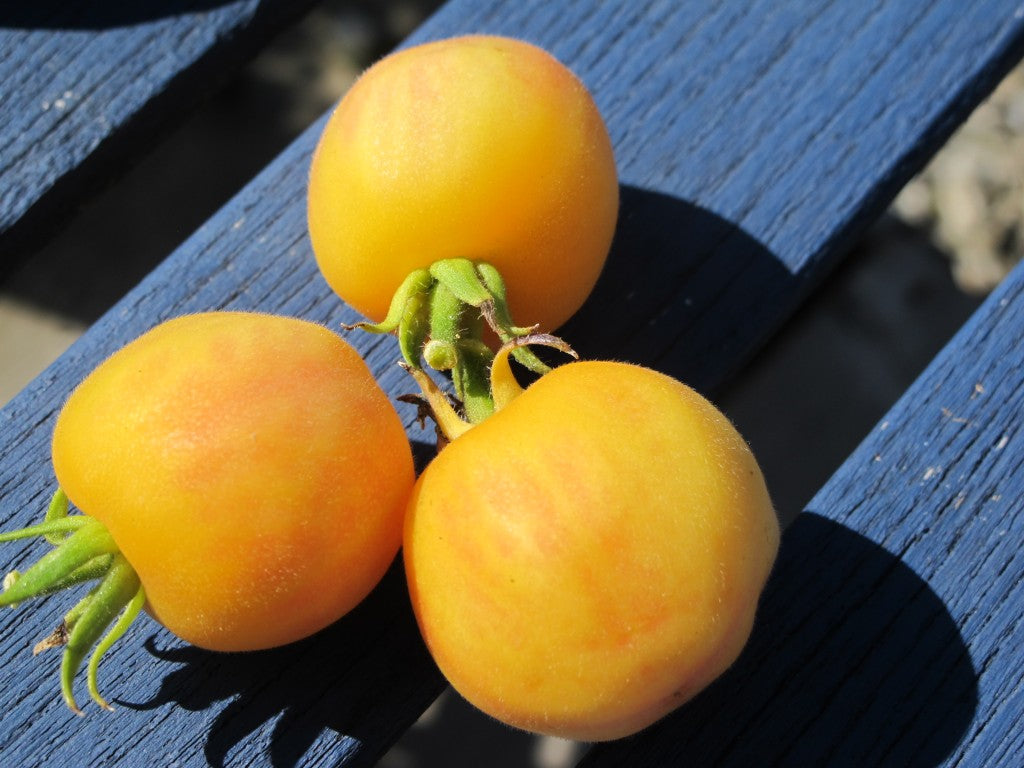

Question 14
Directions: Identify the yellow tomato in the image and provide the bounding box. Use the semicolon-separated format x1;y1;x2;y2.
307;35;618;331
51;312;414;651
404;361;779;740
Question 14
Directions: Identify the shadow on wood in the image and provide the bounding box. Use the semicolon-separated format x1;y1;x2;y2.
0;2;239;29
582;513;978;767
118;557;442;768
560;184;799;394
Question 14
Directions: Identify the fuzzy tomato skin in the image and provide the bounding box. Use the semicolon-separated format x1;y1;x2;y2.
404;361;779;740
307;35;618;331
52;312;414;652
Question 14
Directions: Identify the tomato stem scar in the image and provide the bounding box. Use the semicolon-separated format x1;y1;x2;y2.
0;489;146;714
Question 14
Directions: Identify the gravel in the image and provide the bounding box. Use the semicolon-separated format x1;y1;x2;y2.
893;62;1024;294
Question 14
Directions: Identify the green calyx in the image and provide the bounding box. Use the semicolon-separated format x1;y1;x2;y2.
345;259;552;425
0;488;145;714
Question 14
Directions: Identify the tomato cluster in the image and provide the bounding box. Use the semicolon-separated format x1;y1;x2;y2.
2;34;778;741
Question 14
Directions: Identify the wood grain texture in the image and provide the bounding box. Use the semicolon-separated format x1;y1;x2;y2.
0;0;1022;766
0;0;320;266
581;248;1024;768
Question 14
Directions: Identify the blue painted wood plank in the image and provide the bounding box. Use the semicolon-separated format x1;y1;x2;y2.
0;0;1022;766
0;0;322;265
580;238;1024;768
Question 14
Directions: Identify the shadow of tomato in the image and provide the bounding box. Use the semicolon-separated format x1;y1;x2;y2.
559;184;800;394
580;513;979;767
120;556;444;768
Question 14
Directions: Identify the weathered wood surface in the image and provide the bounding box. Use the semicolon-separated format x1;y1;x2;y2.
583;254;1024;767
1;0;1023;765
0;0;321;267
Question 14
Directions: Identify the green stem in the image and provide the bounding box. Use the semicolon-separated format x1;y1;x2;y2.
11;554;114;607
1;491;146;714
427;281;465;351
343;268;433;335
61;554;142;714
345;259;574;434
428;258;493;306
476;263;535;337
454;339;496;423
85;559;146;711
433;260;549;374
398;281;432;366
0;521;117;607
33;584;97;657
43;488;71;545
0;515;90;547
427;281;482;413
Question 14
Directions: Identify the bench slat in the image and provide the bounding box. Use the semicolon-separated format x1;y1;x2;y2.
0;0;319;266
1;1;1022;765
581;249;1024;768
